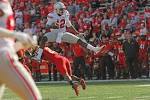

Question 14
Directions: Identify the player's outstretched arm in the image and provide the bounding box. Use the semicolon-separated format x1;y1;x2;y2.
0;27;37;49
70;24;80;34
0;27;17;38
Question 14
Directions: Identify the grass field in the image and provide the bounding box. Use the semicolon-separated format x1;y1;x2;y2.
3;80;150;100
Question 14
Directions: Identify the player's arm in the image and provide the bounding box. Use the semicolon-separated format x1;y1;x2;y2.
64;10;80;34
66;18;82;35
70;24;80;34
0;27;21;38
0;27;37;49
46;14;59;29
68;23;86;38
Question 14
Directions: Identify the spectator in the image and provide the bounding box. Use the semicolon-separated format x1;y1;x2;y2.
110;13;118;27
123;30;140;79
23;23;32;36
140;23;147;35
72;44;86;79
99;36;115;79
15;9;23;27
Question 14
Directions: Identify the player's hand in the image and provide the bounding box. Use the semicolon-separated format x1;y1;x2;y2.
51;22;59;29
15;33;37;49
46;22;59;29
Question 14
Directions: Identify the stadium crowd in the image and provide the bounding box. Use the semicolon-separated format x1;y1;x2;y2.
12;0;150;81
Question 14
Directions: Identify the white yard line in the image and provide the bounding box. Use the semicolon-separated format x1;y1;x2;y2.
107;96;123;99
74;96;96;100
135;84;150;87
40;96;97;100
135;96;150;99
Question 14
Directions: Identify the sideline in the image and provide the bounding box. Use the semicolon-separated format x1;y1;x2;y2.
36;79;150;84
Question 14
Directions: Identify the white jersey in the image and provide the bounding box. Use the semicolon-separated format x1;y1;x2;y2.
0;0;15;48
46;10;72;33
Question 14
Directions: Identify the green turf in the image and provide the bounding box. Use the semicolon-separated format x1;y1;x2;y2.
3;80;150;100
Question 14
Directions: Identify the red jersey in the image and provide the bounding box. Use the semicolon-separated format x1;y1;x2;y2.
72;44;85;57
117;44;126;65
138;40;148;53
42;47;59;63
138;39;148;61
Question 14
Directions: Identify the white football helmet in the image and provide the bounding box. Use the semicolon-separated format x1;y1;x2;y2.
54;2;66;16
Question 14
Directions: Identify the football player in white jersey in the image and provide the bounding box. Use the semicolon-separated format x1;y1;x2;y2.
0;0;42;100
37;2;105;60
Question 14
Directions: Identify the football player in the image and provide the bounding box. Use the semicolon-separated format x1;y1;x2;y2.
36;2;105;60
0;0;42;100
34;46;86;96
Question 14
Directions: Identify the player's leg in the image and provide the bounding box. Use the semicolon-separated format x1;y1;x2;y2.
55;57;79;96
62;32;103;53
71;75;86;90
65;58;86;90
39;32;58;48
0;50;42;100
55;57;73;82
0;83;5;100
24;64;32;75
36;32;58;60
42;47;79;96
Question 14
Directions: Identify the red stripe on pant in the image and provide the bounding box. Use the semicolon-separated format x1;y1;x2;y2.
6;53;38;100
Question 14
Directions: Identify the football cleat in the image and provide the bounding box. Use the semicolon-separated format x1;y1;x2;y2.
80;79;86;90
72;82;79;96
94;45;106;57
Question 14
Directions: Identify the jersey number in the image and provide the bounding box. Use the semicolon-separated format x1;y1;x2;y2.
57;19;65;28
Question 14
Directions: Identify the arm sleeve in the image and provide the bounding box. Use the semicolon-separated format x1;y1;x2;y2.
46;13;56;26
64;10;72;27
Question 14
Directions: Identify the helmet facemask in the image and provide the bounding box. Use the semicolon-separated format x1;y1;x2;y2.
56;8;65;16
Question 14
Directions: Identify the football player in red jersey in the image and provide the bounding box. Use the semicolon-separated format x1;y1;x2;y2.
17;49;32;75
138;35;149;77
0;0;42;100
114;40;127;79
33;45;86;96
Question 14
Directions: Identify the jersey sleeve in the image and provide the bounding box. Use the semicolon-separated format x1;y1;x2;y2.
46;13;56;26
64;10;72;27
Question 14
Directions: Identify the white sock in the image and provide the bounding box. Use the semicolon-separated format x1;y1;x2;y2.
36;48;43;60
87;44;95;51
